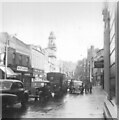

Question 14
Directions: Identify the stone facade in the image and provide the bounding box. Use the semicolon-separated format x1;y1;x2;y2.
102;1;119;119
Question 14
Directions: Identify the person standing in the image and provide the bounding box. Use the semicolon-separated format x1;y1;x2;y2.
89;82;92;94
69;79;74;93
80;82;84;94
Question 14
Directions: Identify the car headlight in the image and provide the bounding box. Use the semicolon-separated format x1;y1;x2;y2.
51;92;55;97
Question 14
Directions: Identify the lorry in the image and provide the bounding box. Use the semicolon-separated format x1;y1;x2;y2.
28;80;52;101
47;72;68;97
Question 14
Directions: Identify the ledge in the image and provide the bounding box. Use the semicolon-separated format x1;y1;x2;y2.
103;98;117;119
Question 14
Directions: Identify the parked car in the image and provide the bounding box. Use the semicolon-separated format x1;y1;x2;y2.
29;80;52;101
69;80;84;94
0;79;29;109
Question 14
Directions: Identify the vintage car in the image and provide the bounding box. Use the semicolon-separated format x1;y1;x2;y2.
0;79;29;109
69;80;84;94
29;80;52;101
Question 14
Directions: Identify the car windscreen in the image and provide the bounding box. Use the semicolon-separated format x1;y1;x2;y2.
0;81;13;90
73;81;82;86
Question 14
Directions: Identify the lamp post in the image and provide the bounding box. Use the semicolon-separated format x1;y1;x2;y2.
4;35;9;79
89;61;90;82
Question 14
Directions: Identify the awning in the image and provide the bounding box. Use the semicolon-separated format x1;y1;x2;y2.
0;66;18;76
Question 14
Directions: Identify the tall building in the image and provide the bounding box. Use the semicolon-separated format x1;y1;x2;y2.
102;1;119;119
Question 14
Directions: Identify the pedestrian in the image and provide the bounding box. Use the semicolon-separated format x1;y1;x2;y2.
85;83;88;94
89;82;92;94
69;79;73;93
80;82;84;94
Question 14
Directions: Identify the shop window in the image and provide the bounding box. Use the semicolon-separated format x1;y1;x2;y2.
22;55;26;66
110;50;115;66
26;57;29;66
110;63;115;78
19;55;22;65
12;53;16;64
110;35;115;53
15;53;19;65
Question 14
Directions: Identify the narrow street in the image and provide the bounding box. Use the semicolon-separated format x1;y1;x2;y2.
2;85;106;119
1;1;119;119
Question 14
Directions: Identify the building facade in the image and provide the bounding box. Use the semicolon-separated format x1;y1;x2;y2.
59;60;76;79
29;45;45;81
74;58;87;81
93;49;104;87
0;32;33;90
87;46;99;83
102;1;119;119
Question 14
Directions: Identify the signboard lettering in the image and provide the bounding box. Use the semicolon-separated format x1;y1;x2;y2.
17;66;28;72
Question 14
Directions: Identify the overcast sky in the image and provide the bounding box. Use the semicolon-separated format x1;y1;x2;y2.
1;1;104;63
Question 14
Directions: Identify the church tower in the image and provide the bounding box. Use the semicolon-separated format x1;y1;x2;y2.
48;32;57;58
47;32;57;72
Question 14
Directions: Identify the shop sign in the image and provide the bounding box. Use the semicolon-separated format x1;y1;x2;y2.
94;60;104;68
24;73;31;76
17;66;28;72
34;69;43;72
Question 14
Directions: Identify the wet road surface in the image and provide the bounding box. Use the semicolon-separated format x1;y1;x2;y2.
2;86;105;119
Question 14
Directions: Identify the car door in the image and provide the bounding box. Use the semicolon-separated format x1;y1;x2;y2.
17;82;25;101
11;82;24;101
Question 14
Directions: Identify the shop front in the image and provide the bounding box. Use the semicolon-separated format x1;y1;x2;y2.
32;68;44;81
0;65;18;79
10;65;34;90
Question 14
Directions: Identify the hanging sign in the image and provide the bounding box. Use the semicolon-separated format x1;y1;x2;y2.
94;60;104;68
